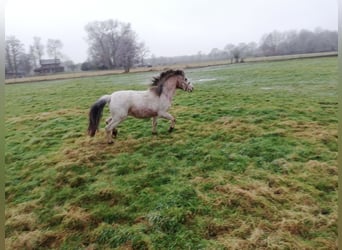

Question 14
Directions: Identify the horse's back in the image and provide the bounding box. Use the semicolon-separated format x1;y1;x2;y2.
109;90;158;115
110;90;152;104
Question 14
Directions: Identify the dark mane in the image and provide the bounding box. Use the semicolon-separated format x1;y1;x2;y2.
151;70;184;86
150;70;184;96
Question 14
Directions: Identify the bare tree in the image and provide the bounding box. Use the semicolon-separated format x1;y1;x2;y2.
85;20;118;69
315;29;338;52
5;36;25;76
29;36;44;67
86;20;119;69
260;30;283;56
5;41;13;74
137;41;150;65
85;19;147;72
18;53;32;74
115;23;140;72
209;48;219;57
232;46;241;63
47;39;63;59
224;43;235;63
245;42;258;57
225;43;247;63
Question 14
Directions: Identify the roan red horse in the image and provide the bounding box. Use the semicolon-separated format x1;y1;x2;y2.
88;69;194;143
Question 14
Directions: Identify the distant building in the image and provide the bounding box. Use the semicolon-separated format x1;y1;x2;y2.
34;59;64;74
5;71;25;79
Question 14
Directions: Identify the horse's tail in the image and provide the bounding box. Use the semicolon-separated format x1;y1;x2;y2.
88;95;111;137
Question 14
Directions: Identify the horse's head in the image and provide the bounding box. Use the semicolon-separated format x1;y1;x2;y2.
177;75;194;92
151;70;194;95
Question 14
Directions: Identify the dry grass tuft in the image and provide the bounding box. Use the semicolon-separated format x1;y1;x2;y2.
213;182;277;213
194;116;263;141
6;201;41;236
248;227;265;245
205;221;232;238
215;117;262;136
278;120;337;143
55;135;139;169
5;230;61;250
58;206;94;230
6;213;37;232
5;200;40;218
6;108;85;124
305;160;337;175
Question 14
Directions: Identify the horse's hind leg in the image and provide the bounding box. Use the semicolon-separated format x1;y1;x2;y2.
105;117;124;144
105;117;112;124
112;128;118;138
106;117;118;138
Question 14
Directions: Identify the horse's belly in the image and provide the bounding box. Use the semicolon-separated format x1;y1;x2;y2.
128;107;158;118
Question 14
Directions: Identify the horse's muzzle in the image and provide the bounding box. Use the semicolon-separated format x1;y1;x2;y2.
187;83;194;92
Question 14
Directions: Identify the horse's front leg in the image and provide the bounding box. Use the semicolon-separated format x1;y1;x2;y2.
152;117;158;135
158;112;176;132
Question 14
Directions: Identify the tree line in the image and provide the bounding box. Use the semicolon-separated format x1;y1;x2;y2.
146;28;338;65
5;24;337;78
5;19;148;77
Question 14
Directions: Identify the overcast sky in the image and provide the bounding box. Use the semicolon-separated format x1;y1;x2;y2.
5;0;338;63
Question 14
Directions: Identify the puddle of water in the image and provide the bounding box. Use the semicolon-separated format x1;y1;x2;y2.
197;78;217;82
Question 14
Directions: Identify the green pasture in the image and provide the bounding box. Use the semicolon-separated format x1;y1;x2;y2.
5;57;337;249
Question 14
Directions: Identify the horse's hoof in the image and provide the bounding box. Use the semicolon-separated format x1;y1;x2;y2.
108;141;114;144
152;131;158;135
168;127;174;133
111;129;118;138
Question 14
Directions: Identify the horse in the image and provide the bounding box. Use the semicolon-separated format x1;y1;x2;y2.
87;69;194;144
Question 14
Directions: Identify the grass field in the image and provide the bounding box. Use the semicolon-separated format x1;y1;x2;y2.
5;57;337;249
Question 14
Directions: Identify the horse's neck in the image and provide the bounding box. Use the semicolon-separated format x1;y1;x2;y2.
161;80;177;102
